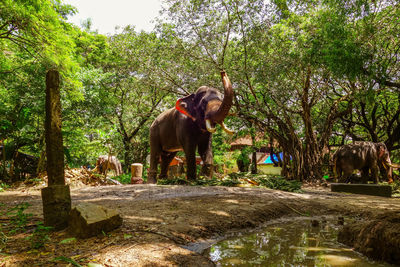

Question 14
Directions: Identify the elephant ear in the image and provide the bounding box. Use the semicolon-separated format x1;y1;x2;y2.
376;143;387;159
175;94;196;121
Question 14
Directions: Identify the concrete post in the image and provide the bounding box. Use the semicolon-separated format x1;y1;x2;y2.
131;163;143;184
41;70;71;230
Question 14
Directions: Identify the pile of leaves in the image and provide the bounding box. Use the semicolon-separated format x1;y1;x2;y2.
22;168;121;189
157;173;302;193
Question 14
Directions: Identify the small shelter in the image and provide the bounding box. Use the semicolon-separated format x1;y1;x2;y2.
230;133;270;153
257;153;283;175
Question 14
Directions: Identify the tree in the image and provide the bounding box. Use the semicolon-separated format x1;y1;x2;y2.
0;0;79;176
1;0;79;229
334;2;400;152
159;0;399;181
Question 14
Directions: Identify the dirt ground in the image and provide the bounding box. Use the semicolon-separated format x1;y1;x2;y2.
1;182;400;266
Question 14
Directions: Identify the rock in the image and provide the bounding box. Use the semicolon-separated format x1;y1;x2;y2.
68;203;122;238
131;177;144;184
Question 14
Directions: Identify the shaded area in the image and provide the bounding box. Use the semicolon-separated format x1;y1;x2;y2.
338;211;400;265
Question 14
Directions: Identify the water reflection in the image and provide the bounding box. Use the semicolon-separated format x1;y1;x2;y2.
207;218;392;267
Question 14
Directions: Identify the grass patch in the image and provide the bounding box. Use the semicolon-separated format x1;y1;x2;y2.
157;173;302;193
390;180;400;197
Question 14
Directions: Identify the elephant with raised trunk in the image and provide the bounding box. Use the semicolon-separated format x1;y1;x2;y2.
148;71;234;183
333;141;400;183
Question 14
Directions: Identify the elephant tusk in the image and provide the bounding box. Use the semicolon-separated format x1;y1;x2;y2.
384;160;400;169
206;119;216;133
220;122;234;135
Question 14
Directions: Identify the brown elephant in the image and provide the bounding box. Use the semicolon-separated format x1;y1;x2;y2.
333;142;400;183
95;155;122;176
148;71;234;183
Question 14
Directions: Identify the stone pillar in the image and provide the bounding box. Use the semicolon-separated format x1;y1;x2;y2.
41;185;71;230
41;70;71;230
131;163;143;184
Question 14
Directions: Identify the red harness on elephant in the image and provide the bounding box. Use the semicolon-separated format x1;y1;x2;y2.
175;98;196;121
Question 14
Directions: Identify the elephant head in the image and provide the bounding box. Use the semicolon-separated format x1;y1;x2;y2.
175;71;234;135
376;143;400;182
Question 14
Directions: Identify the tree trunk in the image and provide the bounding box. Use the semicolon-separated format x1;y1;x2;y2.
250;132;257;174
41;70;71;230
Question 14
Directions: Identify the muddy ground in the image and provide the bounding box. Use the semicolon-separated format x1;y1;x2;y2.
1;183;400;266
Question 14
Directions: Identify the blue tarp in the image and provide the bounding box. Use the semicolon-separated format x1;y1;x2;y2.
264;152;284;164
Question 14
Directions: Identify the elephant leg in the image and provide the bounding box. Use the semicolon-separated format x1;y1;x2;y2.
100;163;107;175
333;164;341;183
198;137;213;178
360;167;370;184
371;166;379;184
159;152;177;179
117;163;122;176
184;146;197;181
341;166;353;183
109;163;116;175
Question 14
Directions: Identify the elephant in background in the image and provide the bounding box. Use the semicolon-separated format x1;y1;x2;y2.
148;71;234;183
333;141;400;183
95;155;123;176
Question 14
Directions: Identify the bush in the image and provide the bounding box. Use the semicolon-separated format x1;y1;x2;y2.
114;173;131;184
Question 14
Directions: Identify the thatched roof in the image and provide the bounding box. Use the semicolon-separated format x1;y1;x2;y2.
230;133;271;151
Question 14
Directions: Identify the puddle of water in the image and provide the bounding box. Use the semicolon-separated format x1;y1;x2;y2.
204;218;393;267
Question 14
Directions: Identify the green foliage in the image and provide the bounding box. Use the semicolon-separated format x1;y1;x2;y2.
114;174;132;184
0;230;7;250
26;223;52;249
390;180;400;198
157;177;190;185
157;173;301;192
7;203;33;233
255;175;302;193
0;183;10;192
236;146;252;171
0;0;78;68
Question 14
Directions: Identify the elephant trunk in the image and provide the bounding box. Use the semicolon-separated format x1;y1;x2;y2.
210;71;233;123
